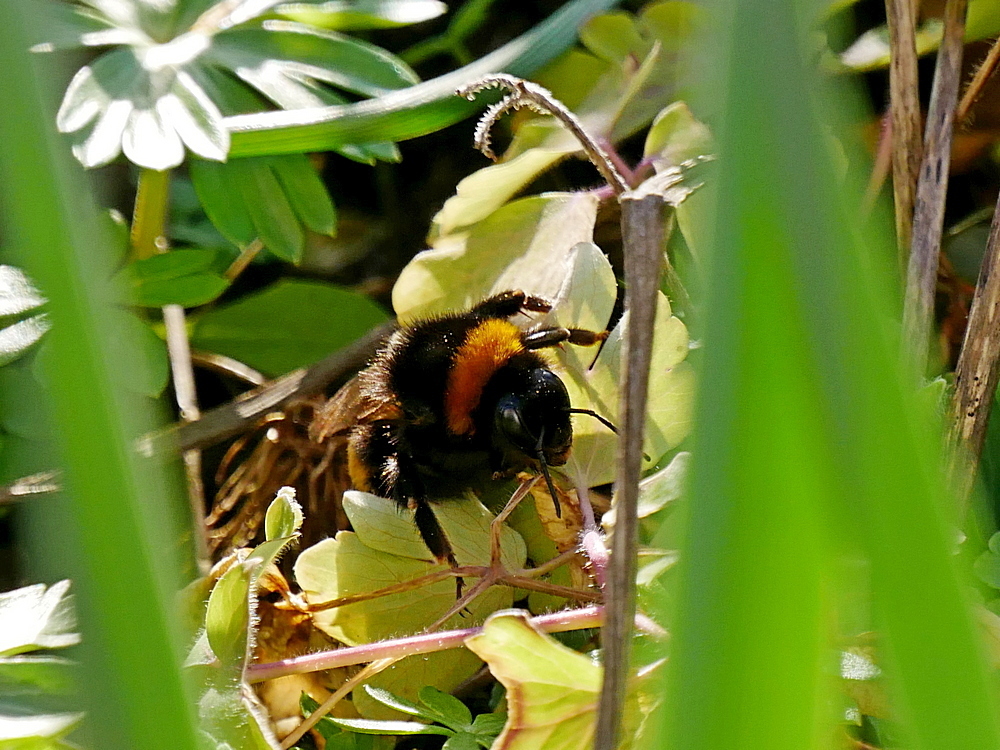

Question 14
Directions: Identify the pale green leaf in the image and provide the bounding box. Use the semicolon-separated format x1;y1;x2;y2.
0;266;45;317
0;581;78;657
329;718;452;736
0;315;50;368
264;486;303;540
276;0;447;30
464;612;601;750
396;193;600;322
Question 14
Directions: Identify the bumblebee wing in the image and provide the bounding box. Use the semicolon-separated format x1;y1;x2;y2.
310;374;401;443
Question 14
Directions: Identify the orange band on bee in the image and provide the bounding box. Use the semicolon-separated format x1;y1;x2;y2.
444;319;525;435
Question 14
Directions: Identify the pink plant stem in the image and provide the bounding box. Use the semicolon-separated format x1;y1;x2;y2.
247;606;607;683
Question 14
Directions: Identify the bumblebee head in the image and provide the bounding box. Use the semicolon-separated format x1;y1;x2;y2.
493;367;572;467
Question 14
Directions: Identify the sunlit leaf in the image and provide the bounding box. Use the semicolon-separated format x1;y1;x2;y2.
295;490;525;646
264;485;303;540
0;581;78;658
328;718;452;736
0;265;46;317
417;686;472;730
464;611;658;750
0;315;50;368
276;0;448;30
396;193;601;321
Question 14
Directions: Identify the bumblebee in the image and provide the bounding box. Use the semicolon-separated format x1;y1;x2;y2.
311;290;607;568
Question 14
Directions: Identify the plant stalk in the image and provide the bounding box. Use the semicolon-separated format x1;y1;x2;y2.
885;0;922;259
594;193;663;750
901;0;968;377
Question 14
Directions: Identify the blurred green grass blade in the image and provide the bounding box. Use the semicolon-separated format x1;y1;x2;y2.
224;0;621;156
0;6;198;750
663;3;1000;750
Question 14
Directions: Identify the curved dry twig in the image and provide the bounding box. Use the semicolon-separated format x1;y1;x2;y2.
457;73;629;194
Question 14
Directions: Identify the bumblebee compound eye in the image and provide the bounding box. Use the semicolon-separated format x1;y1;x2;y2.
494;368;573;466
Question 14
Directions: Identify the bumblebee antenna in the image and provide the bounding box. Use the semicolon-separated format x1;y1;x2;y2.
535;426;562;518
566;407;618;433
566;408;651;461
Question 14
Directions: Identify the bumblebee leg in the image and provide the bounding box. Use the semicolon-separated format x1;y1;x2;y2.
470;290;552;319
413;501;464;599
522;327;607;350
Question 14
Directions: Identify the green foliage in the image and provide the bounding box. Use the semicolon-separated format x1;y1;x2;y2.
318;684;505;750
0;265;49;368
189;279;389;376
276;1;448;31
834;0;1000;72
464;611;658;750
224;0;623;156
196;488;304;749
430;1;703;239
0;581;82;749
661;3;1000;750
37;0;421;169
114;248;229;307
190;154;337;261
294;491;524;716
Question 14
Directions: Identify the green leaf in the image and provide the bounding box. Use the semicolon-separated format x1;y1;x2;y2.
418;687;472;730
602;451;690;530
469;712;507;742
398;193;600;321
464;611;656;750
579;11;649;62
330;718;453;736
276;1;448;30
206;23;419;102
294;490;525;638
118;248;229;308
189;279;388;376
204;563;252;668
0;315;50;368
643;101;714;168
224;0;623;156
204;492;302;670
270;153;337;236
361;685;433;720
0;711;83;744
0;581;78;658
974;550;1000;590
295;489;526;719
0;265;45;317
189;159;257;249
113;311;170;397
230;156;305;262
264;486;303;540
442;732;482;750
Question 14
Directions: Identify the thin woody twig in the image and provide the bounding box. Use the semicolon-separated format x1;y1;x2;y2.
190;350;266;386
224;238;264;282
902;0;968;377
0;471;60;505
280;657;399;750
140;321;395;456
457;74;630;195
885;0;923;257
956;36;1000;125
947;190;1000;516
164;303;210;571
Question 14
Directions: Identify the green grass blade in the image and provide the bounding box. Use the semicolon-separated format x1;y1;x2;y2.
224;0;621;156
0;7;198;750
662;3;1000;750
